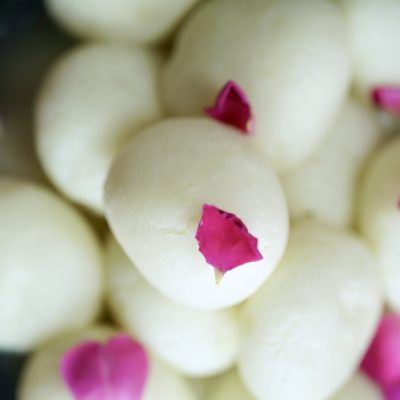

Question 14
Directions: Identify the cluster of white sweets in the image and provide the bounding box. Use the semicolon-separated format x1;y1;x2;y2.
0;0;399;399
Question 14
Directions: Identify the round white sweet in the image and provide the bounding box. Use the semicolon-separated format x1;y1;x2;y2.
357;137;400;311
44;0;198;44
0;177;103;351
338;0;400;96
106;237;240;377
105;118;289;310
208;370;253;400
331;372;383;400
238;220;382;400
18;325;196;400
282;98;381;228
162;0;351;172
36;43;162;214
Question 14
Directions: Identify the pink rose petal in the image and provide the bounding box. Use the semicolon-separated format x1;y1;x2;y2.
386;386;400;400
205;80;254;134
195;204;263;282
60;334;149;400
372;86;400;114
361;314;400;395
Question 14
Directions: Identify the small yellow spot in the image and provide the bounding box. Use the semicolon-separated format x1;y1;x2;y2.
214;270;225;285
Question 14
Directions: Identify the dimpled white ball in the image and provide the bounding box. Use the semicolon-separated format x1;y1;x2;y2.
162;0;351;172
282;98;381;228
36;43;162;214
18;326;196;400
44;0;198;44
105;118;288;310
358;137;400;311
338;0;400;96
238;220;382;400
331;373;383;400
208;370;253;400
0;177;103;351
106;237;240;377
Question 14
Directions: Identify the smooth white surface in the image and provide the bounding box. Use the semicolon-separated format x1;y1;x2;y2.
106;237;240;377
238;220;382;400
208;370;253;400
163;0;351;172
105;118;289;309
358;137;400;311
36;43;162;213
45;0;198;44
18;325;196;400
282;98;381;227
0;177;103;351
339;0;400;96
331;372;383;400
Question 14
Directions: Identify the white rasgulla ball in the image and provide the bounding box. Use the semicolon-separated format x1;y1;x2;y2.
106;237;240;377
238;220;382;400
44;0;199;44
358;136;400;311
105;118;289;310
282;98;382;228
208;370;253;400
0;177;104;352
36;43;162;214
18;325;196;400
338;0;400;96
162;0;351;172
331;372;383;400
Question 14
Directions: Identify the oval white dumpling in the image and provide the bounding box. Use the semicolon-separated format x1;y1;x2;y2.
282;98;381;228
162;0;351;172
105;118;288;309
106;237;240;377
238;220;382;400
0;177;103;351
18;325;196;400
44;0;199;44
338;0;400;96
208;370;253;400
331;372;383;400
357;137;400;311
36;43;162;214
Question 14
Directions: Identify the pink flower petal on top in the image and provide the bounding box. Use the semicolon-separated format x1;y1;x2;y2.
372;86;400;114
195;204;263;279
361;314;400;394
205;80;254;134
60;334;149;400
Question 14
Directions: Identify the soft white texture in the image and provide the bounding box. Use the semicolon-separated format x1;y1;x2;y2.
162;0;351;172
358;137;400;311
105;118;289;309
208;370;253;400
282;98;381;228
339;0;400;96
44;0;198;44
106;237;240;377
0;177;103;351
18;325;196;400
36;43;162;214
331;372;383;400
238;220;382;400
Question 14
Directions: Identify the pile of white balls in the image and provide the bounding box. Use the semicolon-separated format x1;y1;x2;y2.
1;0;400;399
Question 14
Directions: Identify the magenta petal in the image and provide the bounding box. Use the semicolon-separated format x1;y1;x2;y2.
205;80;254;134
195;204;263;276
372;86;400;114
361;314;400;394
386;385;400;400
60;334;149;400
